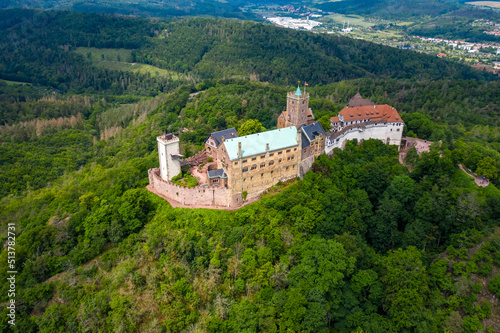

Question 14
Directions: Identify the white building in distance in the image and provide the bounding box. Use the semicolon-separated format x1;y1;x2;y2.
267;17;322;31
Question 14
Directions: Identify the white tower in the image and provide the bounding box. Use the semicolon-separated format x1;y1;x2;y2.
157;133;181;181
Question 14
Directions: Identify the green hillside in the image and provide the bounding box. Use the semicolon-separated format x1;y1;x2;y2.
0;0;255;19
0;9;495;97
0;9;499;333
318;0;462;18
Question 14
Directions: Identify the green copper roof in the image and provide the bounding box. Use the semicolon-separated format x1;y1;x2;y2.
295;86;302;96
224;126;298;161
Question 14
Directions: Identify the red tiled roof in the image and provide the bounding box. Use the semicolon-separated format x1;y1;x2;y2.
331;105;403;123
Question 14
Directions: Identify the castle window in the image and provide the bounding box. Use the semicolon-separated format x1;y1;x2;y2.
260;162;265;168
397;128;400;131
291;156;294;160
287;156;291;161
213;179;218;183
251;164;257;170
242;167;248;172
251;176;253;180
278;158;282;163
261;155;265;159
261;173;264;177
269;153;274;157
286;166;289;170
252;157;256;161
269;160;274;166
278;151;282;155
286;149;291;153
294;148;297;151
234;162;238;166
293;165;296;168
271;171;273;175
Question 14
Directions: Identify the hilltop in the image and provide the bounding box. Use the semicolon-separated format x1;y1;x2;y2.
0;9;499;332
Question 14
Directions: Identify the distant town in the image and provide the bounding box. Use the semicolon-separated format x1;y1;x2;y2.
253;4;500;73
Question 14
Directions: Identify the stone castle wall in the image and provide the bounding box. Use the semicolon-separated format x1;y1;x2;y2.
148;168;235;207
299;155;315;178
325;122;403;155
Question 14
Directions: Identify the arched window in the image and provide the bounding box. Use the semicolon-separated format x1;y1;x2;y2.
269;160;275;166
242;167;248;172
260;162;265;168
251;164;257;170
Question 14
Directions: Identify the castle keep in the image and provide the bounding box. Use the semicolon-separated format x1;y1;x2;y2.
148;88;403;208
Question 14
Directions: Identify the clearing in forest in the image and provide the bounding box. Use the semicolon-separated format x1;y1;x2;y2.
466;1;500;9
74;47;186;80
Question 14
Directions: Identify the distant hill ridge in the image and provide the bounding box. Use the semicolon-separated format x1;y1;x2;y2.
0;9;496;94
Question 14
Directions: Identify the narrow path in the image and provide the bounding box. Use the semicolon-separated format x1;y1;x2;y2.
459;164;489;187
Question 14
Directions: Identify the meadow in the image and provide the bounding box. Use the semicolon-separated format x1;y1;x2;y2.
74;47;187;80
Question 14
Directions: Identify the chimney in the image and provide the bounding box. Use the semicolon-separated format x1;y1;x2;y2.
266;143;269;151
238;142;242;157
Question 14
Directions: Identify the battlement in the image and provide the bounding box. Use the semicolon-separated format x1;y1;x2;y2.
157;133;179;144
148;168;238;207
287;91;309;99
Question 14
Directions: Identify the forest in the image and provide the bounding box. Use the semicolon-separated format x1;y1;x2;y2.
0;8;499;333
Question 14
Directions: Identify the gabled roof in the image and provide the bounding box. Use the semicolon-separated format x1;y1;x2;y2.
208;128;238;147
307;108;314;120
301;132;310;148
300;121;326;148
207;169;227;179
337;105;403;123
346;93;375;108
331;114;344;123
224;126;298;161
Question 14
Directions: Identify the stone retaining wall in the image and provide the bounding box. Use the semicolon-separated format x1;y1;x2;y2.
148;168;233;207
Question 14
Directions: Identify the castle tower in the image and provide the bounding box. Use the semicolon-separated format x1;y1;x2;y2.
157;133;181;181
286;85;309;129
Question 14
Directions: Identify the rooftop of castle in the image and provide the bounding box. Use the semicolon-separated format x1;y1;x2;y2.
157;133;179;143
346;93;375;108
208;128;239;147
331;105;403;124
301;121;326;148
224;126;298;160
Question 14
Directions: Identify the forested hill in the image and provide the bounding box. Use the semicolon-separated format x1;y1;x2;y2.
0;9;495;96
317;0;462;18
134;18;493;83
0;8;500;332
1;0;255;20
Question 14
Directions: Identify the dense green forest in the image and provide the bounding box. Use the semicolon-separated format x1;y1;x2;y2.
0;9;499;333
0;9;495;97
317;0;462;19
0;0;256;20
408;15;500;43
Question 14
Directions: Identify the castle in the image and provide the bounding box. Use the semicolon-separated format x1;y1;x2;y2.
148;88;403;208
